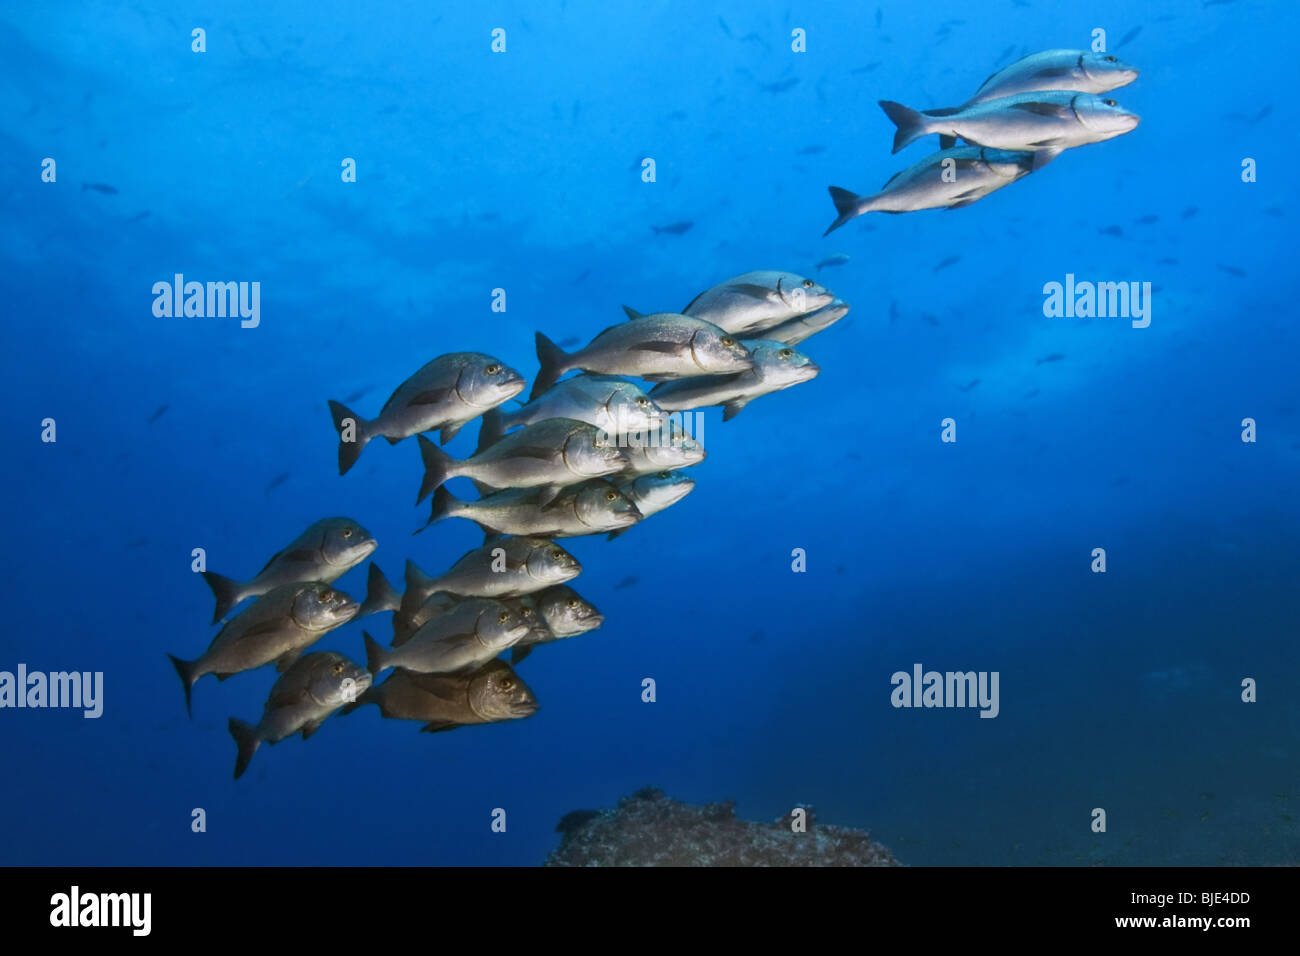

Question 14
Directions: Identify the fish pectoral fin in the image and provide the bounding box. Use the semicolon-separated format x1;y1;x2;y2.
728;282;777;300
945;199;978;209
1010;101;1072;118
277;547;319;566
640;374;673;382
511;445;562;461
633;341;688;355
236;619;285;641
301;718;325;740
275;649;303;673
938;134;957;149
269;690;303;709
536;483;565;507
722;400;749;422
440;422;464;444
409;387;454;406
420;720;461;734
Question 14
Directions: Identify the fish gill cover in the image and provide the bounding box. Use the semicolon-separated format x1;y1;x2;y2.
0;0;1297;868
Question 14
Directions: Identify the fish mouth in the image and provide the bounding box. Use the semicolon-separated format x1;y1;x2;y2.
580;613;605;629
356;538;379;558
510;701;540;718
338;600;361;620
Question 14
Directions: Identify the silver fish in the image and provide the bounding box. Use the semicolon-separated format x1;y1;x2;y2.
679;271;835;337
416;418;626;505
499;374;663;440
362;597;530;675
958;49;1138;108
415;536;580;603
763;298;851;345
825;147;1034;233
650;340;820;420
880;92;1139;159
620;426;706;475
169;582;359;716
531;315;751;400
328;352;525;474
609;471;696;538
343;658;537;732
200;517;376;623
228;651;371;779
422;478;642;538
510;585;605;664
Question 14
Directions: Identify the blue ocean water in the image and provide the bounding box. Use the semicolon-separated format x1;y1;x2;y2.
1;0;1297;867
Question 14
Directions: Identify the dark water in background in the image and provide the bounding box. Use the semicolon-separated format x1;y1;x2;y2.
1;1;1297;866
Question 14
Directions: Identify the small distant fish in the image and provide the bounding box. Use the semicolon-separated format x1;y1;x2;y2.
798;145;826;155
995;44;1016;62
1157;257;1178;265
1115;26;1142;49
556;336;581;347
1217;264;1247;277
1100;225;1124;237
816;253;850;271
82;182;118;194
889;300;900;325
614;575;639;590
718;17;732;37
1182;206;1198;219
921;313;940;327
573;268;591;284
851;62;881;74
341;385;372;404
125;210;151;223
749;630;765;644
933;255;961;272
1134;214;1159;224
1203;0;1240;6
146;403;169;424
761;78;800;94
127;537;149;549
957;379;980;392
265;472;291;495
651;221;693;236
875;8;882;28
1036;353;1065;365
1022;389;1039;399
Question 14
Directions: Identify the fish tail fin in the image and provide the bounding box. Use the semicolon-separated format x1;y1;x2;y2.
229;717;260;780
416;435;456;504
404;558;435;595
328;400;371;475
531;332;569;400
824;187;866;235
878;100;930;153
939;134;957;150
359;562;401;617
200;570;243;624
168;654;198;718
511;644;534;666
363;630;389;675
476;407;505;453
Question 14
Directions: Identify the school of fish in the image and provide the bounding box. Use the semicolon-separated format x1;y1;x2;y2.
825;48;1140;234
169;271;844;778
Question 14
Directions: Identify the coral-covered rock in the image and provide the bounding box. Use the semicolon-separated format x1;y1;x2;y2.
544;787;901;866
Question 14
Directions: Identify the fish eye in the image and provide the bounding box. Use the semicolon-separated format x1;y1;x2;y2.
498;611;511;624
341;527;353;538
1104;55;1117;63
636;397;649;406
605;490;617;501
802;279;813;288
332;662;344;674
594;437;605;448
658;471;670;479
779;348;793;358
550;548;564;558
501;678;515;690
520;607;534;618
720;336;735;347
1103;99;1117;107
566;598;580;609
485;363;501;374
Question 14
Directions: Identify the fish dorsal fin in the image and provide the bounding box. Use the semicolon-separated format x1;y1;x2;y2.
623;306;646;320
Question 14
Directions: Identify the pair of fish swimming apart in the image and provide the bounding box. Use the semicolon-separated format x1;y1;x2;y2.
825;49;1141;233
173;270;847;778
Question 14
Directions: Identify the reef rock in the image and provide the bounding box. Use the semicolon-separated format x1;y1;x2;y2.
544;787;900;866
